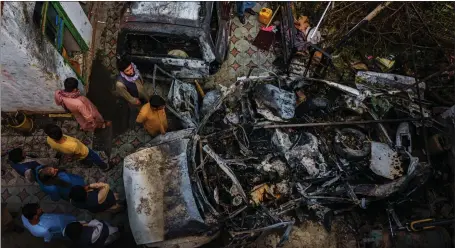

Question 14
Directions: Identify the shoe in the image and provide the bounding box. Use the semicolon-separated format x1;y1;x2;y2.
239;16;246;24
245;8;256;15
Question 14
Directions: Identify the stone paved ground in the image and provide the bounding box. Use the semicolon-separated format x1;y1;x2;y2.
208;2;278;87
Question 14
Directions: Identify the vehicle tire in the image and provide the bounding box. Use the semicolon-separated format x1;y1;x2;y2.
334;128;371;160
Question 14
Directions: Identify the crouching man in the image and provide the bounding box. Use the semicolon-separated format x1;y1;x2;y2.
64;220;120;247
69;183;124;214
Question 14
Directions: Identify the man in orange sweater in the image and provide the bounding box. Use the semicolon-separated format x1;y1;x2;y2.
136;95;168;136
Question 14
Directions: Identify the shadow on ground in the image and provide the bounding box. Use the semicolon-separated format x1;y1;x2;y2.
87;57;132;155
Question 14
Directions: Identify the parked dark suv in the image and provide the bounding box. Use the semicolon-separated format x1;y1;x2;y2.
117;2;231;79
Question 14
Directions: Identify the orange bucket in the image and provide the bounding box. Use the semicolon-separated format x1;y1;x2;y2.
259;8;273;25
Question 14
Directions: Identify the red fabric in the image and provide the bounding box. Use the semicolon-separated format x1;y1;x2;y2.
55;90;105;131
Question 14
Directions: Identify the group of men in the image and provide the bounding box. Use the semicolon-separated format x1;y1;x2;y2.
7;60;169;246
9;2;260;241
9;124;123;246
55;60;169;137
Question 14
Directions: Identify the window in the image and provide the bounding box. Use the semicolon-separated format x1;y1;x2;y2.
125;33;203;59
44;4;60;45
32;2;87;82
63;28;82;55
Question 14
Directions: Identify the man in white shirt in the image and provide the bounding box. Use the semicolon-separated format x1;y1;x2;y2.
21;203;76;243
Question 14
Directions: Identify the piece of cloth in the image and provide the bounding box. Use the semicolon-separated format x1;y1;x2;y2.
71;187;116;213
115;67;149;105
86;219;119;246
236;1;256;17
35;165;85;201
72;220;110;248
24;170;36;183
55;90;105;132
22;213;76;242
119;63;141;82
136;103;168;136
81;148;108;169
11;161;40;178
47;135;89;160
10;157;58;183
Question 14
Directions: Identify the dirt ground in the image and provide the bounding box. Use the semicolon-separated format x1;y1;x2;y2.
253;219;357;248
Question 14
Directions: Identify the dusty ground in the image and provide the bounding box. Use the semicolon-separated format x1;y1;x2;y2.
252;219;357;248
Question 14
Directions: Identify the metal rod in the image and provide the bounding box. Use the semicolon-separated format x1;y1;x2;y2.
412;218;455;230
262;117;428;129
221;205;248;221
310;1;331;39
152;64;157;94
405;3;432;166
303;49;315;77
334;2;392;49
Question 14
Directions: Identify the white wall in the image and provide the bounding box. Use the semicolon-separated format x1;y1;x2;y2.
0;2;83;112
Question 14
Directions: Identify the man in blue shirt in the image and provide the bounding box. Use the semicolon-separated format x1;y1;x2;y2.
236;2;256;24
8;148;57;182
21;203;77;243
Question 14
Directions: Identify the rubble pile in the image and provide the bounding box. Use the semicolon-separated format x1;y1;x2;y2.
169;68;454;247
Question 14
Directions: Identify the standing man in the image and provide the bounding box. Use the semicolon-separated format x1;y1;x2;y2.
55;77;111;132
237;2;256;24
21;203;77;243
64;219;120;247
136;95;168;136
44;124;111;171
115;60;149;106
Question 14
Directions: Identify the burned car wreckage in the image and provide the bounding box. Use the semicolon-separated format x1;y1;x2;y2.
123;63;447;246
117;1;231;78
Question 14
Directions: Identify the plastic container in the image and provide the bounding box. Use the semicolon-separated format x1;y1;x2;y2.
8;112;33;133
259;8;273;25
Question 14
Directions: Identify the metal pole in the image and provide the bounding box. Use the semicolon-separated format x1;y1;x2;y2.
334;2;392;50
262;117;428;129
310;1;332;39
405;3;432;166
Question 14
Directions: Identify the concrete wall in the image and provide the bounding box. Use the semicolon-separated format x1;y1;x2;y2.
0;2;83;112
